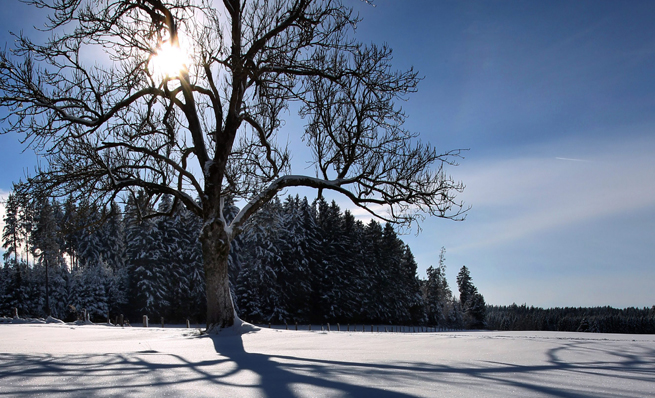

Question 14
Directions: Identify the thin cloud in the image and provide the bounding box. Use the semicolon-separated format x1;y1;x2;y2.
555;157;590;162
450;139;655;251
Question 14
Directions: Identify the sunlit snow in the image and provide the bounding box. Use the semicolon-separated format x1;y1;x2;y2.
1;322;653;397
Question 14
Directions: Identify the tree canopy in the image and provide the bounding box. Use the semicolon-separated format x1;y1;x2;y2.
0;0;466;330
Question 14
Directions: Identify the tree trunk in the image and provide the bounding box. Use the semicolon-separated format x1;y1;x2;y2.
200;219;235;332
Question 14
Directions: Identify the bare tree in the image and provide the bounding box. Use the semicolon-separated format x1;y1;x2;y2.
0;0;466;331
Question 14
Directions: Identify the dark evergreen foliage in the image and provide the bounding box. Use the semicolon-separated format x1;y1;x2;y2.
235;196;427;325
424;247;453;327
3;188;653;334
486;304;655;334
2;188;472;327
457;265;486;328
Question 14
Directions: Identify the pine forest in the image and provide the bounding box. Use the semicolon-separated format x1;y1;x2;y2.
1;189;479;328
3;188;652;334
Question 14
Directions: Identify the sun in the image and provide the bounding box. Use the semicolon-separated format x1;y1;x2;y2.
150;41;189;79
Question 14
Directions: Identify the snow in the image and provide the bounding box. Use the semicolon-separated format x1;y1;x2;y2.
1;324;654;397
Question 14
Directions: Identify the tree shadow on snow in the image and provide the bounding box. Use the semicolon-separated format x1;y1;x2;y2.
207;331;420;398
1;331;654;397
207;331;655;398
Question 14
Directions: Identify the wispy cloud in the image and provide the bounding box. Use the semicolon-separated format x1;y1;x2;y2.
555;157;589;162
449;136;655;251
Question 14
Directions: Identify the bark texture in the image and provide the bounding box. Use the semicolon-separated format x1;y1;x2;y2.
201;219;234;331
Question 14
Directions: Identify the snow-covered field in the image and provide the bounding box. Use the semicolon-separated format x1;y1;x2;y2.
1;322;654;397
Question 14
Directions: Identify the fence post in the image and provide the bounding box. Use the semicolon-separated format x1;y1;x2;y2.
337;323;340;332
13;307;18;319
161;317;164;328
327;323;330;332
186;319;190;328
295;322;298;331
285;322;288;330
143;315;148;328
119;314;124;327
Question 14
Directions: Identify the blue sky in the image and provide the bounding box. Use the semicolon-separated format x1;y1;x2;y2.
2;0;655;308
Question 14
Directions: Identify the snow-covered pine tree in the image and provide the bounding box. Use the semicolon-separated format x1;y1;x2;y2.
124;191;160;319
465;291;487;329
457;266;474;311
237;197;284;323
447;299;465;329
272;196;316;323
340;210;368;323
1;261;25;316
1;184;35;267
400;245;425;325
99;202;128;316
30;197;65;316
2;192;21;264
60;196;80;270
149;195;181;318
0;265;7;316
425;247;453;327
177;203;205;322
73;260;111;321
456;265;486;328
21;262;46;317
314;198;350;322
379;223;409;323
361;220;385;323
64;201;112;320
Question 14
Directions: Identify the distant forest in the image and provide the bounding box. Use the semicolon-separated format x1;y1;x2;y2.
2;188;653;334
487;304;655;334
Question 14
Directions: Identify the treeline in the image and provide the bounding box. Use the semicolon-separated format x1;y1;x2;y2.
1;187;486;328
235;197;484;327
486;304;655;334
1;189;210;323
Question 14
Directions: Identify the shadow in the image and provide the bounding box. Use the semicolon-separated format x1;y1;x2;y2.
0;330;654;397
205;330;655;398
207;330;419;398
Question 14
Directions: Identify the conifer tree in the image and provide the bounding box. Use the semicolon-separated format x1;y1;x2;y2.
177;204;205;322
456;265;486;328
361;220;385;322
274;196;316;322
400;246;425;325
457;266;474;310
60;196;80;270
100;202;128;315
339;209;366;322
238;197;284;323
124;191;158;318
31;198;64;316
314;198;350;321
2;192;21;264
425;247;453;326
